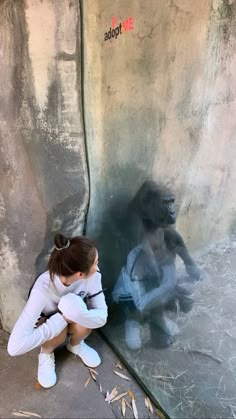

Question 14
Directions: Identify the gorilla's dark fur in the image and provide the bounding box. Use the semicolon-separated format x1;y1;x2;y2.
112;180;201;350
130;180;201;281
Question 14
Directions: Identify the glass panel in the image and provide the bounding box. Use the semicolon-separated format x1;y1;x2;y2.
88;179;236;418
102;212;236;418
83;1;236;417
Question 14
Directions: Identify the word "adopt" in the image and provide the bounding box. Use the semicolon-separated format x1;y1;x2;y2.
104;16;134;42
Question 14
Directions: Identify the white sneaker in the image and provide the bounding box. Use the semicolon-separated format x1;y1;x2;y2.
38;352;57;388
67;340;101;368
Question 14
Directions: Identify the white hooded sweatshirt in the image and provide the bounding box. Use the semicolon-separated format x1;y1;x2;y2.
8;271;108;356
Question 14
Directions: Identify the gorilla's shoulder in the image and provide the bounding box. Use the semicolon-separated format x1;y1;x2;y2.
164;227;184;249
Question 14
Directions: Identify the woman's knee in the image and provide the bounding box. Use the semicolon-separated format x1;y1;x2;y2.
41;326;68;351
68;322;91;336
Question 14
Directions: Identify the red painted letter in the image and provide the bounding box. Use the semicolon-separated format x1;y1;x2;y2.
112;16;118;28
122;19;129;32
129;17;134;30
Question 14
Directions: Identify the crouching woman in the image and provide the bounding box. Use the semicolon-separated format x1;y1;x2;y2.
7;233;108;388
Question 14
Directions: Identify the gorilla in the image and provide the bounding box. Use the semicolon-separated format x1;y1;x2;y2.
112;180;201;350
129;180;201;280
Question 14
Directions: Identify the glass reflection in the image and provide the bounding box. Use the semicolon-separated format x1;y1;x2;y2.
112;180;201;352
101;180;236;418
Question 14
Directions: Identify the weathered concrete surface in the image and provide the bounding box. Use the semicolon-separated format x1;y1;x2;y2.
82;3;236;415
0;0;88;332
0;329;161;419
83;0;236;287
0;331;115;419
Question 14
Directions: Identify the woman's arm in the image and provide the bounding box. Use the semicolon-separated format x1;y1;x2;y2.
88;274;108;311
58;274;108;329
132;264;177;313
7;288;67;356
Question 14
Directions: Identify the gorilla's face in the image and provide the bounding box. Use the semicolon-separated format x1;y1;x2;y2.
134;181;177;228
147;193;176;226
160;194;176;225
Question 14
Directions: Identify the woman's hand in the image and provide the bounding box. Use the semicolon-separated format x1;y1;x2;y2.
35;316;47;327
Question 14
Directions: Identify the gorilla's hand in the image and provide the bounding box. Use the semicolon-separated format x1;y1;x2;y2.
186;263;201;281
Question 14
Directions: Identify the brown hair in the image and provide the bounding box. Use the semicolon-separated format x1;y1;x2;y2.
48;233;96;280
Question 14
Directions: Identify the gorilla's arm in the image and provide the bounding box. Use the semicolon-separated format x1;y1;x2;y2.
134;264;177;313
164;229;201;280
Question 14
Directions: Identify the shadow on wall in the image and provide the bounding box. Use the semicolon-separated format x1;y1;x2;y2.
93;166;178;306
35;193;87;276
93;167;147;294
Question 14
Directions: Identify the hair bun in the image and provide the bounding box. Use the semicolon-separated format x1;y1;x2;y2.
54;233;68;250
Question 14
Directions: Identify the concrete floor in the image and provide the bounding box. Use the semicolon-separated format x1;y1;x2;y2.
0;329;161;419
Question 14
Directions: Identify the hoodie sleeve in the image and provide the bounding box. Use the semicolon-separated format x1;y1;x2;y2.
88;272;108;311
7;288;67;356
58;274;108;330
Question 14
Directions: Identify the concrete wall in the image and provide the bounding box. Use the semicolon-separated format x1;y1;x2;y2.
0;0;88;331
83;0;236;286
1;0;236;330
